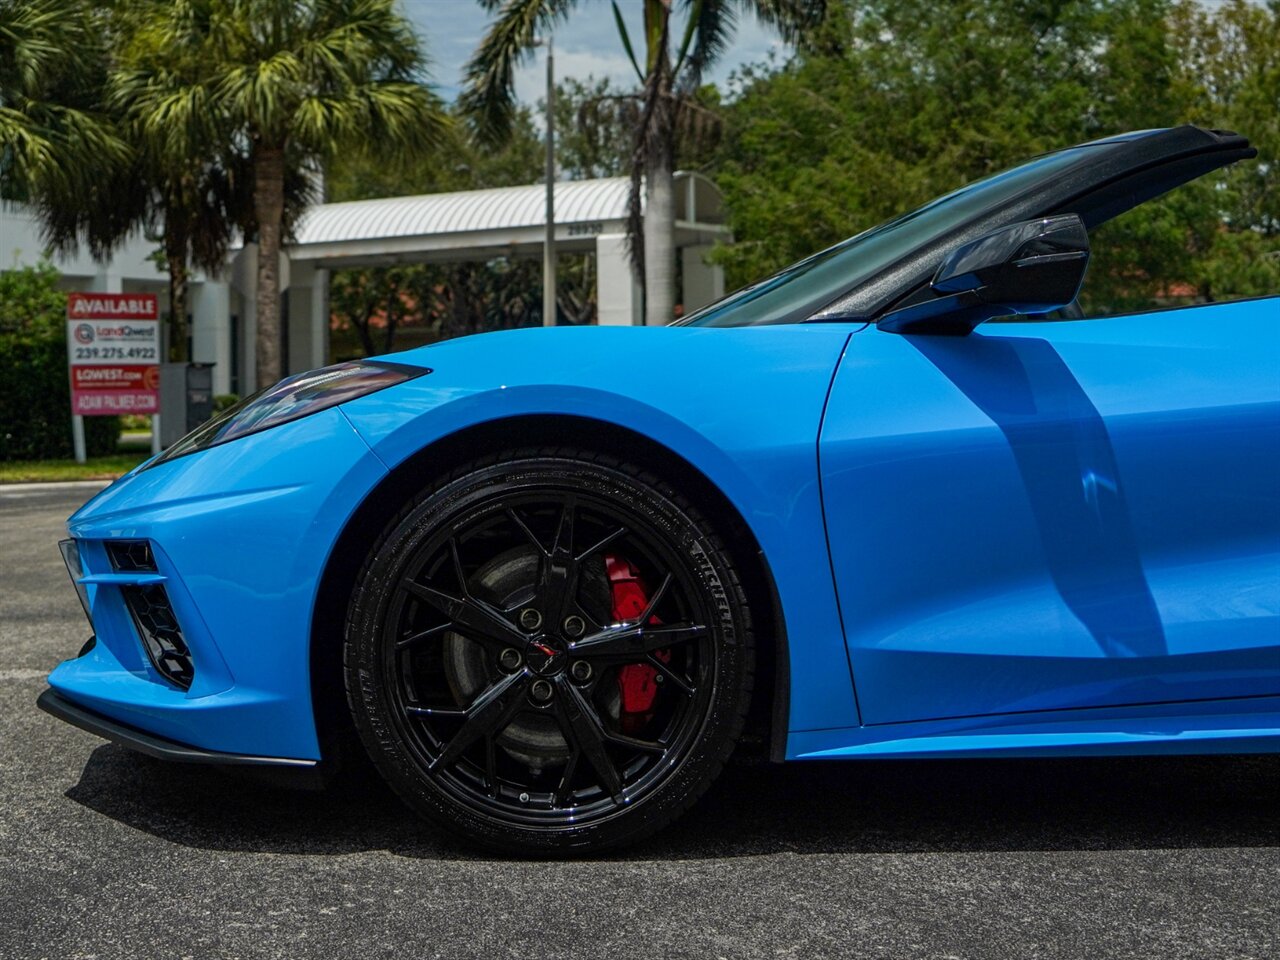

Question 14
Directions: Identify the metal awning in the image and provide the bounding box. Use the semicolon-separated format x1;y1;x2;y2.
284;171;726;267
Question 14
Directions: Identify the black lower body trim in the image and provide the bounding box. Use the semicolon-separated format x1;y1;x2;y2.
36;688;318;769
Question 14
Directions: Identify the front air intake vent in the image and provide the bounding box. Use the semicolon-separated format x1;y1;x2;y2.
107;540;157;572
122;584;193;689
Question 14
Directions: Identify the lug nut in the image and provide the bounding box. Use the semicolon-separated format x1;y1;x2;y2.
519;607;543;631
499;647;522;670
570;660;592;682
563;615;586;638
530;679;554;703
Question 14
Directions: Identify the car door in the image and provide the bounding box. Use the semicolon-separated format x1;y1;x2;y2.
818;296;1280;725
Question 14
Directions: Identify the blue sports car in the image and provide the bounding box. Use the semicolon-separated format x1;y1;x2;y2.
41;125;1279;854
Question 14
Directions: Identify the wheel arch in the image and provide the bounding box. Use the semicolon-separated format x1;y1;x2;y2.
309;413;791;771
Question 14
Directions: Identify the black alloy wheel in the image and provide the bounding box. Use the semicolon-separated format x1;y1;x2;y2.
344;449;755;854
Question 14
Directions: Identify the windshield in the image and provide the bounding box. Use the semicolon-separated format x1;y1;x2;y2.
681;144;1101;327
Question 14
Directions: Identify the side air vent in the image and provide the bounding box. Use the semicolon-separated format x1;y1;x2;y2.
107;540;157;572
121;584;195;690
107;541;194;690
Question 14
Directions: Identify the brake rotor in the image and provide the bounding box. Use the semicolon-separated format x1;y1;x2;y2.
442;547;615;771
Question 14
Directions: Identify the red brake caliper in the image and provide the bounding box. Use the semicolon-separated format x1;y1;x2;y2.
605;554;670;734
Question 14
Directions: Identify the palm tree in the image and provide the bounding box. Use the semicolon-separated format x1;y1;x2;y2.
15;0;277;365
142;0;449;386
104;4;316;363
0;0;123;203
462;0;826;326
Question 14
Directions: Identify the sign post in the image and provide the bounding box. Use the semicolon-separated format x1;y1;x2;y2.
66;293;160;463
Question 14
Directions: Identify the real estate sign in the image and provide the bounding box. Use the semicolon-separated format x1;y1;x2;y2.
66;293;161;415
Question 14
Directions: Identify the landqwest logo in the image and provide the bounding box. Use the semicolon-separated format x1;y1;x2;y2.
92;324;155;340
74;323;95;345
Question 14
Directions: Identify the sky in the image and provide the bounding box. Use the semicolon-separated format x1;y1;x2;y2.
399;0;787;105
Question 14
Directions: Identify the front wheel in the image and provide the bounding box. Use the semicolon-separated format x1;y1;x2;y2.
344;450;755;854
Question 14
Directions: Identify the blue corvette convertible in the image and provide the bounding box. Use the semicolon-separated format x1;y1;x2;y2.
41;125;1279;853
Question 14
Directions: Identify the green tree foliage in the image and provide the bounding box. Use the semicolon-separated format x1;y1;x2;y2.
326;103;545;356
328;257;553;360
1078;0;1280;312
554;75;723;180
327;105;544;201
0;262;119;460
4;0;440;377
82;0;449;387
711;0;1280;311
1166;0;1280;301
325;70;729;353
0;0;124;202
326;90;632;355
36;0;254;365
3;0;266;366
462;0;827;325
555;76;636;179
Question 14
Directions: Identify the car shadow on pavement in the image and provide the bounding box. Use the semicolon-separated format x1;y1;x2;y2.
65;744;1280;861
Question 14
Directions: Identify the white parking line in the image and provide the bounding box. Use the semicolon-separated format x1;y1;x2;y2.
0;669;51;682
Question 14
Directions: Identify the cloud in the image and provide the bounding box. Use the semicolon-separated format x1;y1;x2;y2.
513;47;639;104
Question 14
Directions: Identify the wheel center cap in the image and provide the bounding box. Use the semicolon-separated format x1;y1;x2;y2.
525;638;566;676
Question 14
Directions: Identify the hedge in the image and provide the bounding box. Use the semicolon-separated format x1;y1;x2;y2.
0;263;120;461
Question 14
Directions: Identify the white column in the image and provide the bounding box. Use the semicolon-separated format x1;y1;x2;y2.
681;244;725;313
88;269;122;294
595;233;642;326
311;267;329;368
284;260;328;371
241;293;257;394
230;246;258;394
190;279;232;395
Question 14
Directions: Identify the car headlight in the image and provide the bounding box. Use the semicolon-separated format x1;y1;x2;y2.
153;360;428;465
59;538;92;627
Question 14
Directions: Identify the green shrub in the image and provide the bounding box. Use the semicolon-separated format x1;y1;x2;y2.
213;393;240;414
0;262;120;460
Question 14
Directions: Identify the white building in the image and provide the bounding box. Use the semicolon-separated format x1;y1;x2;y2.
1;173;727;397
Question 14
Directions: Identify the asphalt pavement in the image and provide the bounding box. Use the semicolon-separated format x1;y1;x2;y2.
1;483;1277;959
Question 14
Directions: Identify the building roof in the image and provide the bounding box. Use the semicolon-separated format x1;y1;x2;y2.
290;172;722;248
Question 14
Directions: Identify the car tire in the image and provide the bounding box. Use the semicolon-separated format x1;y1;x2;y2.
344;448;755;855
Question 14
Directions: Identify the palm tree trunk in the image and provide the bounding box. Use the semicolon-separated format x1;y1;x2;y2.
351;304;377;357
164;232;190;362
639;1;675;326
253;143;286;386
643;143;676;325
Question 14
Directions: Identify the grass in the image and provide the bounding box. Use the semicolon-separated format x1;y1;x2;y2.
0;452;149;484
1;422;156;484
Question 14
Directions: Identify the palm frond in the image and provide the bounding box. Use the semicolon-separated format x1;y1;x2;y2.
459;0;578;144
750;0;828;44
676;0;736;90
0;0;123;202
612;1;646;84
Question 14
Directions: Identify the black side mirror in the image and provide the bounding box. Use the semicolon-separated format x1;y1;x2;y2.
878;214;1090;335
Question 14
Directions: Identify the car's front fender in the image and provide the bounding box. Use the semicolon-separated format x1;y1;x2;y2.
342;324;863;734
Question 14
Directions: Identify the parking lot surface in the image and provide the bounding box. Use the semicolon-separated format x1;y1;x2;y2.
1;483;1277;959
